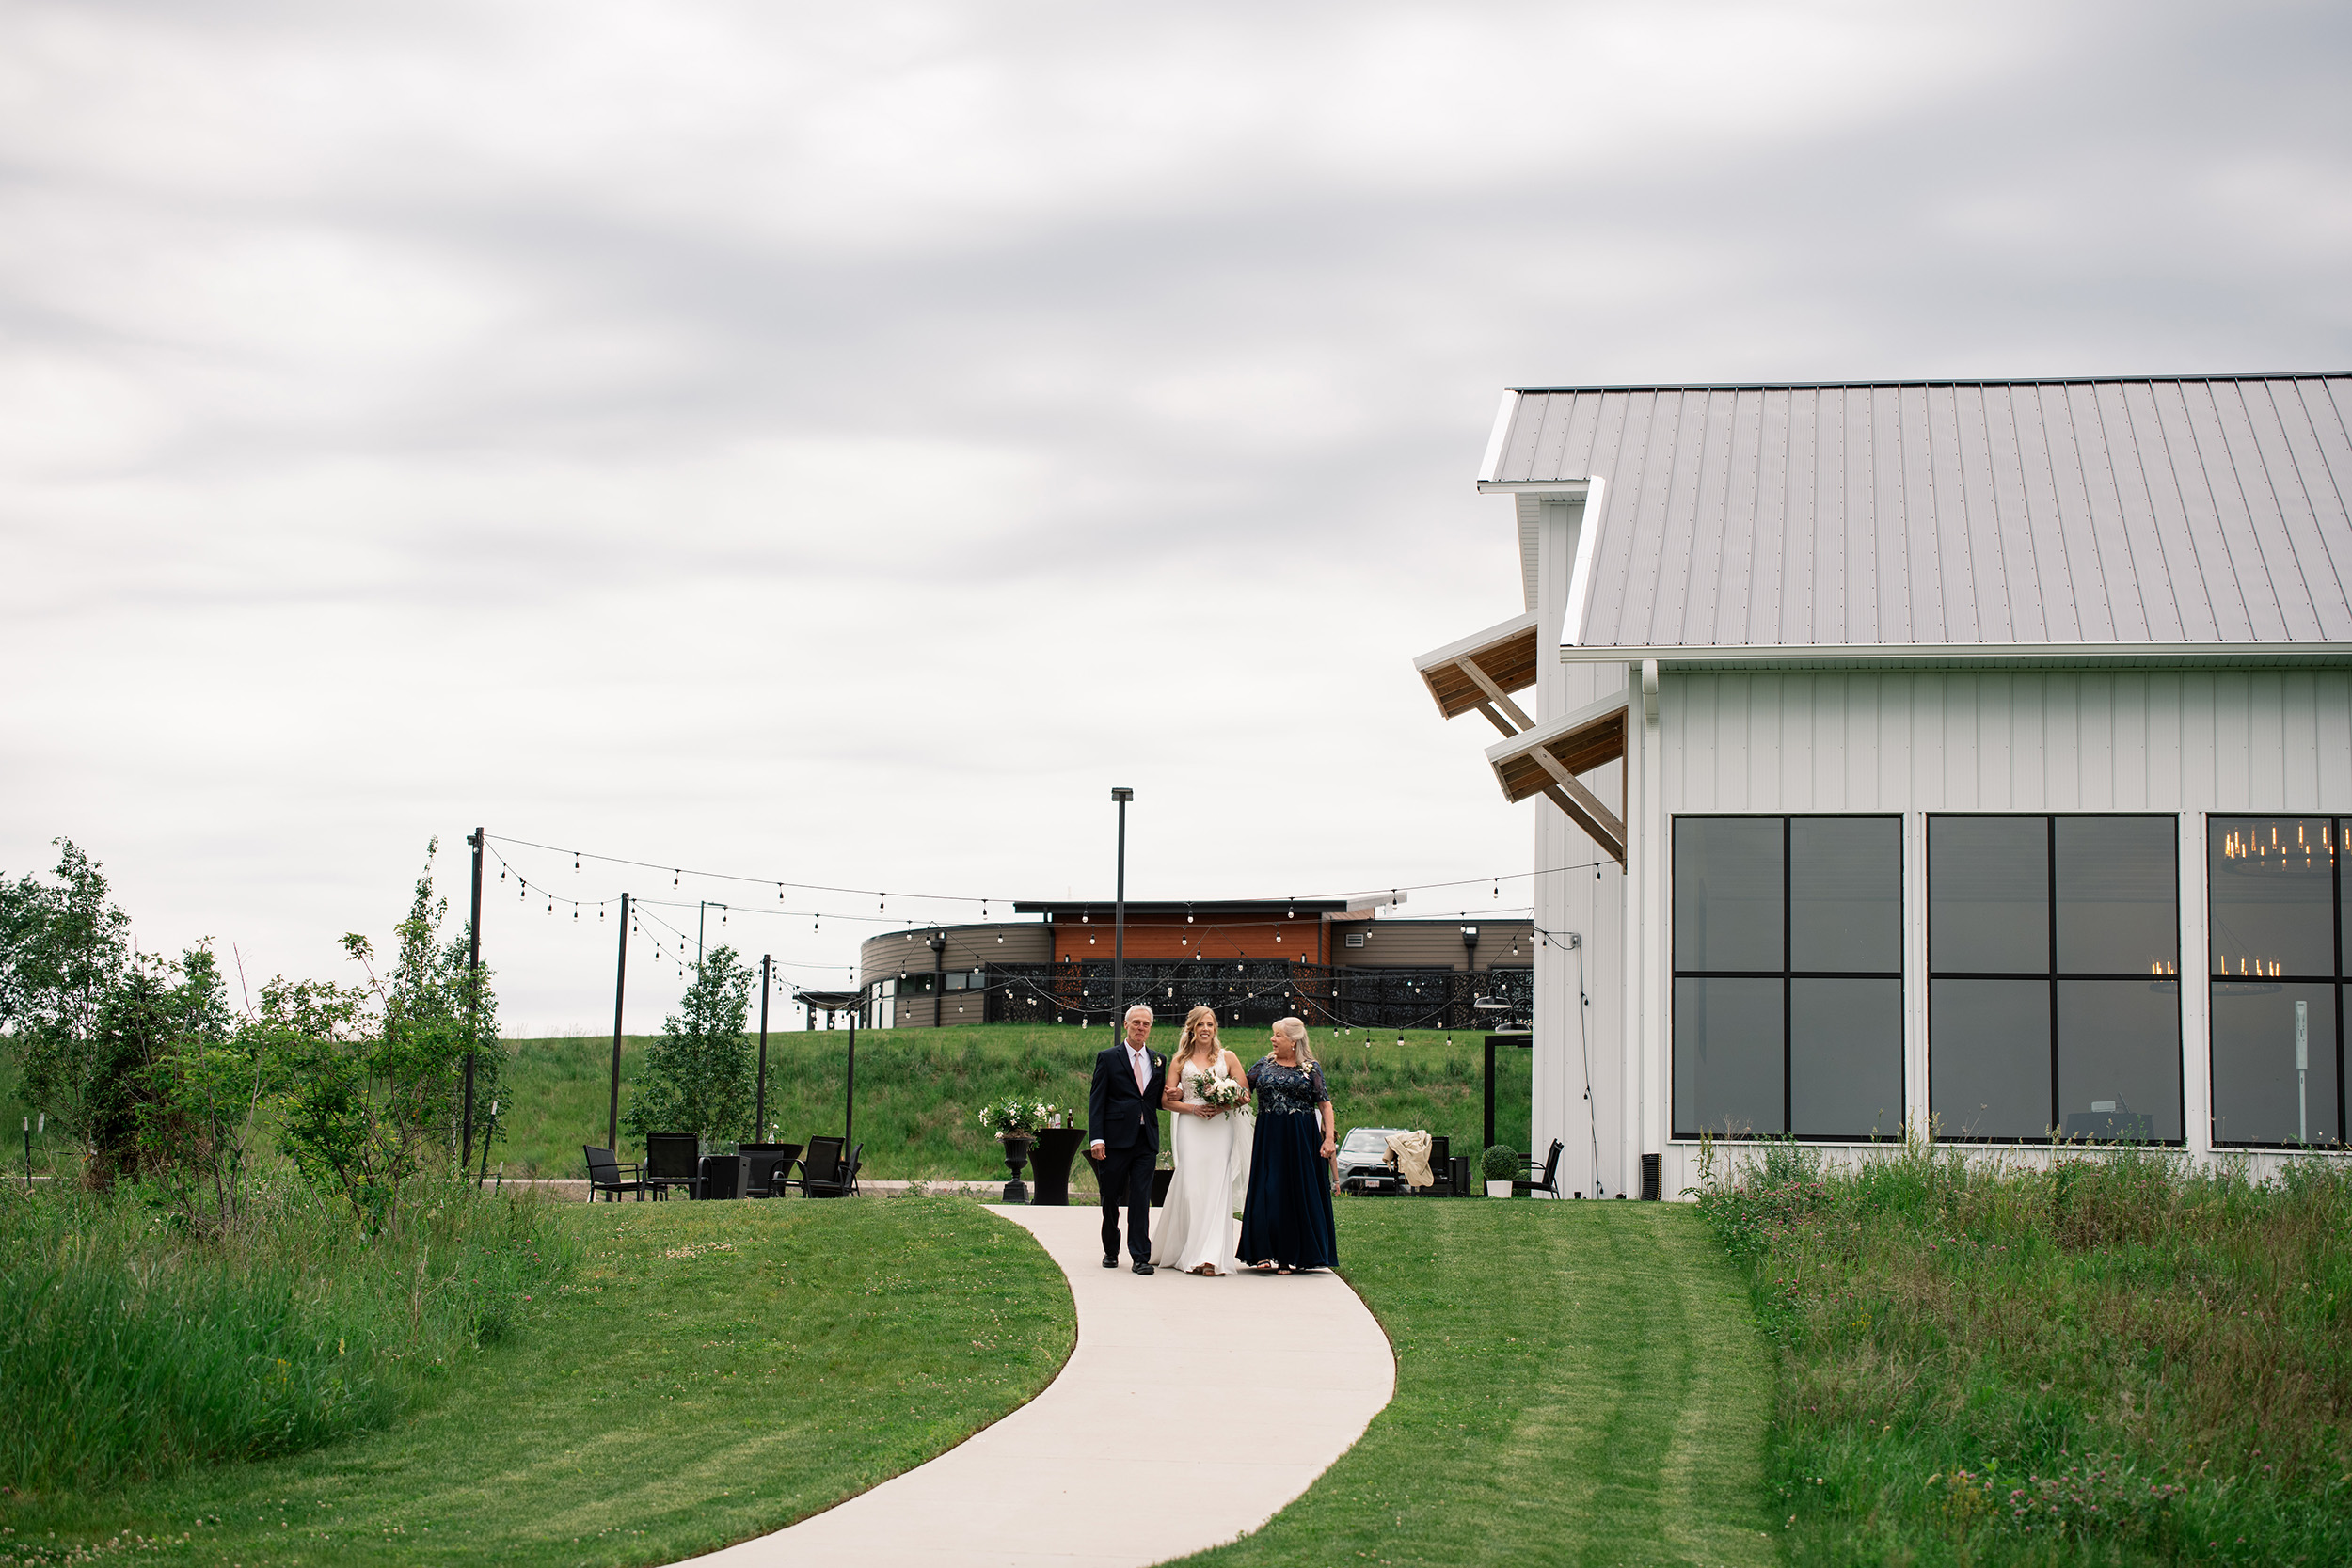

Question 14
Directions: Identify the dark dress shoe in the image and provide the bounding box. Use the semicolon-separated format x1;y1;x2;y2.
1103;1255;1119;1268
1132;1260;1155;1275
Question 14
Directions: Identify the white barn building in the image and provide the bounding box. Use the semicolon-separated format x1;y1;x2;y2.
1414;376;2352;1199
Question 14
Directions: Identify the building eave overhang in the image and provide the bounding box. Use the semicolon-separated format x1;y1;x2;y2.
1012;900;1350;917
1557;641;2352;673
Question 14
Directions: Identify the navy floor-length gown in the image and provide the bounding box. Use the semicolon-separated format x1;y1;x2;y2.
1237;1056;1339;1270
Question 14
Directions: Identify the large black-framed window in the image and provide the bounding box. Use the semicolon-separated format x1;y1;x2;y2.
2209;816;2346;1148
1927;815;2183;1144
1672;815;1903;1140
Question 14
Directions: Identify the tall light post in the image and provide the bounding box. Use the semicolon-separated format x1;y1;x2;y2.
1111;786;1133;1025
697;900;728;966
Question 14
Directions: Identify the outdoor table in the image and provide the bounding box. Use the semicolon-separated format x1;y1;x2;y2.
1027;1127;1086;1206
696;1154;751;1199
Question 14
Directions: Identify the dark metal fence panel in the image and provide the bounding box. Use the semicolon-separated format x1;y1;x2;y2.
981;960;1533;1031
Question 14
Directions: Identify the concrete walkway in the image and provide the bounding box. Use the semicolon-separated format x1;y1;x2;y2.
675;1204;1395;1568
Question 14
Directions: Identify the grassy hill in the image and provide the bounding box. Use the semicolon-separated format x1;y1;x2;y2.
495;1022;1532;1181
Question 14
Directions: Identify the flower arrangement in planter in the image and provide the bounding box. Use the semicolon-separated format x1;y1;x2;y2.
977;1099;1066;1141
1482;1144;1519;1198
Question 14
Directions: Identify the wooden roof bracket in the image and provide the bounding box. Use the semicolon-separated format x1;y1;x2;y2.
1482;691;1630;866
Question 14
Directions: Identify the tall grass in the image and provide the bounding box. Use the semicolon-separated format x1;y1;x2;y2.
0;1180;576;1494
1698;1139;2352;1566
497;1023;1532;1180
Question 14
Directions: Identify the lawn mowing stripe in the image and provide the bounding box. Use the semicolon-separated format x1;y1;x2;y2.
1180;1202;1773;1568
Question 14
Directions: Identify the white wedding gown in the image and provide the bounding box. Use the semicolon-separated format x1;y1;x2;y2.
1152;1060;1252;1274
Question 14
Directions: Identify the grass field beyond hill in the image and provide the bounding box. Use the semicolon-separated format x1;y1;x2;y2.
497;1022;1532;1181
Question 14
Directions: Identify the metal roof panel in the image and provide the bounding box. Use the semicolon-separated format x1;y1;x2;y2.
1486;375;2352;649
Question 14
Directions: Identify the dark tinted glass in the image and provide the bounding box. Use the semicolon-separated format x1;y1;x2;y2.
1790;818;1902;973
1675;819;1783;972
1673;977;1783;1136
2210;818;2335;978
2211;981;2340;1146
2055;980;2182;1142
2055;817;2177;974
1790;978;1903;1137
1930;979;2051;1139
1930;818;2048;973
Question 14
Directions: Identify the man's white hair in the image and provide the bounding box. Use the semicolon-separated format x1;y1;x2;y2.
1123;1004;1154;1022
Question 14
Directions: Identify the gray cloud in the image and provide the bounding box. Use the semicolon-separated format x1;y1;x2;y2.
3;0;2346;1028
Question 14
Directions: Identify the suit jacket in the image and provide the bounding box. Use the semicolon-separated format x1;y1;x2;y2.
1089;1043;1165;1152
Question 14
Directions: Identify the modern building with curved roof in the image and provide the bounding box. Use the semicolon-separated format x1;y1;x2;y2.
854;897;1534;1031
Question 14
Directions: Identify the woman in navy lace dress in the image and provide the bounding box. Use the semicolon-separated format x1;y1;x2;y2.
1237;1017;1339;1273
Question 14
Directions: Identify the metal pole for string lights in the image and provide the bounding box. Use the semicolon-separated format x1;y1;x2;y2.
1111;787;1133;1025
609;892;630;1152
697;901;728;967
462;828;484;1173
756;956;771;1137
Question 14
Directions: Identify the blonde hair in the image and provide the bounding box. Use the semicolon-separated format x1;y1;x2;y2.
1169;1006;1222;1085
1270;1016;1316;1067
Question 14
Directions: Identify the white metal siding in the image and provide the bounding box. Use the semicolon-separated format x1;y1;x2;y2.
1661;669;2352;816
1633;666;2352;1196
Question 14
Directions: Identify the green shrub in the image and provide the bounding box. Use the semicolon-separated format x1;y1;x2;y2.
0;1179;575;1493
1482;1144;1518;1181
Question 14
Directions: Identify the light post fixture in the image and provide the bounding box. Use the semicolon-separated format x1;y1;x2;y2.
697;901;729;966
1111;786;1133;1024
928;932;947;1029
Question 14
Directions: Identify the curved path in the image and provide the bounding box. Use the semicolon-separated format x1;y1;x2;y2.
676;1204;1394;1568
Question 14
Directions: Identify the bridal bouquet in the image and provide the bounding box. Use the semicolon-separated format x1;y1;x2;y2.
1196;1077;1247;1117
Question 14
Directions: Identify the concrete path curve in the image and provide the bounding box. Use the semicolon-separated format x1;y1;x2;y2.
675;1204;1395;1568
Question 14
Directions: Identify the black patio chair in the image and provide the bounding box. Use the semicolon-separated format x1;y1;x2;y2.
1516;1138;1565;1199
740;1142;803;1198
644;1132;704;1200
583;1145;650;1202
800;1142;856;1203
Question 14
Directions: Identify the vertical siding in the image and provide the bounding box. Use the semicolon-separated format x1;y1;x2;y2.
1664;667;2352;816
1649;665;2352;1151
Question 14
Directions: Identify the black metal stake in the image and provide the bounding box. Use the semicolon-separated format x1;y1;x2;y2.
462;827;484;1172
756;955;771;1137
844;1010;857;1153
609;892;630;1152
1112;786;1133;1024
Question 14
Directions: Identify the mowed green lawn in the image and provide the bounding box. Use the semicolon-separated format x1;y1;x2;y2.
1187;1198;1776;1568
0;1197;1073;1568
497;1023;1532;1182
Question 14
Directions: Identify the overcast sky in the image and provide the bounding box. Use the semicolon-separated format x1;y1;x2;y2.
4;0;2347;1034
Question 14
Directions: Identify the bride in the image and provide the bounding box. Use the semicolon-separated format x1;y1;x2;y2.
1151;1005;1252;1275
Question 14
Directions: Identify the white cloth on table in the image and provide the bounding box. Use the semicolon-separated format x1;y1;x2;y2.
1385;1129;1434;1188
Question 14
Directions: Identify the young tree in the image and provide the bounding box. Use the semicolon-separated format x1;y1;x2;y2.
268;841;503;1226
624;945;755;1145
1;839;134;1139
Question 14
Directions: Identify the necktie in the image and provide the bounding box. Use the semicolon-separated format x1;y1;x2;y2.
1132;1050;1147;1093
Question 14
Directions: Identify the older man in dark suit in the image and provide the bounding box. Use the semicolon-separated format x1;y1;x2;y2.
1087;1004;1164;1275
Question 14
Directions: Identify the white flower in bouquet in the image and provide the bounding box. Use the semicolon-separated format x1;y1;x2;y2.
1197;1077;1247;1116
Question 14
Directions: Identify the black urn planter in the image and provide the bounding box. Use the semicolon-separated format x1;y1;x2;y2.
1027;1127;1085;1206
1000;1135;1034;1203
1151;1166;1175;1208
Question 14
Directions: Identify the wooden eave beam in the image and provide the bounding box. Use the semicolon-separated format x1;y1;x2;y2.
1482;693;1631;865
1412;611;1542;723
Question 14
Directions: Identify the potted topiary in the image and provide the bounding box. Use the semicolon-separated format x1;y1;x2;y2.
1483;1144;1518;1198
